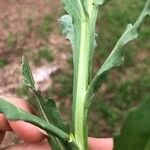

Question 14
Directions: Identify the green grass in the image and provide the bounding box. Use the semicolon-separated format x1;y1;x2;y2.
36;14;54;40
27;17;34;32
32;47;54;65
6;32;15;50
51;73;73;98
0;58;8;69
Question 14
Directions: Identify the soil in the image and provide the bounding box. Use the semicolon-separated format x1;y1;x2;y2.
0;0;69;96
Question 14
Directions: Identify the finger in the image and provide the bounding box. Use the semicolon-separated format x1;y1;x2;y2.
0;131;5;143
89;137;113;150
10;121;46;142
0;96;33;113
3;140;51;150
0;96;33;131
0;96;45;142
0;114;11;131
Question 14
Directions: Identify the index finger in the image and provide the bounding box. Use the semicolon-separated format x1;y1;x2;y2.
0;96;46;142
0;96;33;131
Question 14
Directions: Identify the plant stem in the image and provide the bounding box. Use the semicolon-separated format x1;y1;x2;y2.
71;1;99;149
72;18;91;150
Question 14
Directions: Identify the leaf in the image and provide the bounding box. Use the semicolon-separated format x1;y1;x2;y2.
113;98;150;150
83;0;111;83
61;0;87;20
95;0;111;6
85;0;150;115
31;88;69;133
0;97;69;142
22;57;69;133
48;136;70;150
22;56;35;89
59;15;75;53
22;57;70;150
95;0;105;5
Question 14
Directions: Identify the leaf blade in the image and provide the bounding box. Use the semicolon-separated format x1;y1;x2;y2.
30;87;69;133
113;98;150;150
0;97;69;142
61;0;87;20
22;57;69;132
22;57;70;149
22;56;35;89
85;0;150;115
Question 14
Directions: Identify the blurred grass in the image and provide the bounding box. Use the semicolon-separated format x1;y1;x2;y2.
89;0;150;137
16;0;150;137
35;14;54;41
32;47;54;66
5;32;15;50
0;58;8;69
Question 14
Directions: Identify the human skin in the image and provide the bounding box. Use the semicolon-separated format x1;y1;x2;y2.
0;96;113;150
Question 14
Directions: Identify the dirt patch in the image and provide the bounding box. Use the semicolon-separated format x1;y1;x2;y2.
0;0;67;95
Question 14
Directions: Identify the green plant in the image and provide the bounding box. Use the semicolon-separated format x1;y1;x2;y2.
0;0;150;150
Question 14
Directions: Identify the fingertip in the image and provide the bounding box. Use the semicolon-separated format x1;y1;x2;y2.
0;96;33;131
0;96;45;142
9;121;46;142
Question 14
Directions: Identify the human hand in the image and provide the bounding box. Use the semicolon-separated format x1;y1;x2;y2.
0;96;113;150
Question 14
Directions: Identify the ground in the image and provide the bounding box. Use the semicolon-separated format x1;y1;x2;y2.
0;0;150;148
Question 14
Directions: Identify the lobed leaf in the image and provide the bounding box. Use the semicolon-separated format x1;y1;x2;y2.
85;0;150;115
113;98;150;150
22;56;69;132
0;97;69;142
22;57;70;149
32;88;69;133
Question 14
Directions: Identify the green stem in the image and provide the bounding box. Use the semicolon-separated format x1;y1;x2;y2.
72;18;91;150
71;2;99;150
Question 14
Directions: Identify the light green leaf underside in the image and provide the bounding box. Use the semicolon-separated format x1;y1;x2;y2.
95;0;105;5
0;97;69;142
59;15;75;60
113;98;150;150
59;15;74;49
85;0;150;113
61;0;87;20
95;0;111;6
